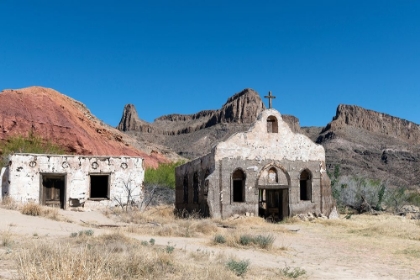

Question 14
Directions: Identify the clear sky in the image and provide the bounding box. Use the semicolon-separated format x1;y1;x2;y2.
1;1;419;127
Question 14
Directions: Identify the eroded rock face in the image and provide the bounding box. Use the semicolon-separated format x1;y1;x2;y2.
315;104;420;188
0;87;169;168
117;89;301;159
319;104;420;144
118;88;299;135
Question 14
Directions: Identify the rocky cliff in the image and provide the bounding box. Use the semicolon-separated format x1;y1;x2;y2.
0;87;175;168
117;88;301;158
314;104;420;188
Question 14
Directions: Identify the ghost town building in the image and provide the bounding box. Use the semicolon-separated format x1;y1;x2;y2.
1;153;144;210
175;108;334;220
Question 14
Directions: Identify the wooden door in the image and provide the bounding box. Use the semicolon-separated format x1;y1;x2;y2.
43;177;65;208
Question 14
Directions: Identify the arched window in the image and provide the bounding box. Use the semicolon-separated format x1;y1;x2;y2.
183;175;188;203
267;116;278;133
268;167;278;183
193;172;199;203
232;169;245;202
300;170;312;201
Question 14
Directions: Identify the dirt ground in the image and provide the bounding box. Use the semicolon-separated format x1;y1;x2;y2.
1;207;419;279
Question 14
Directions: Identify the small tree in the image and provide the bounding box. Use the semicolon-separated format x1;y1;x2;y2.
113;174;142;212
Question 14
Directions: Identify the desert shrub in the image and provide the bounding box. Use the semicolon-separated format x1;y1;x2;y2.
238;234;275;249
214;234;226;244
21;202;42;216
226;259;249;276
144;161;184;189
254;234;276;249
0;133;66;167
239;234;253;245
406;191;420;207
332;176;388;212
281;266;306;278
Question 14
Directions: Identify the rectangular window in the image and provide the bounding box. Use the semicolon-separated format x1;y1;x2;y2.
90;175;109;200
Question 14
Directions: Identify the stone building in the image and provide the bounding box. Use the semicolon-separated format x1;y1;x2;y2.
175;108;334;220
1;153;144;210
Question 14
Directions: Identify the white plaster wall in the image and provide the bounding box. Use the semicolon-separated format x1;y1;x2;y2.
214;109;326;162
7;154;144;208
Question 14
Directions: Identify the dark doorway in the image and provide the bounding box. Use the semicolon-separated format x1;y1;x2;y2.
90;175;109;199
259;188;289;221
42;175;65;209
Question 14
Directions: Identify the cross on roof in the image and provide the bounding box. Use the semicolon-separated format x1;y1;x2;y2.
264;91;276;109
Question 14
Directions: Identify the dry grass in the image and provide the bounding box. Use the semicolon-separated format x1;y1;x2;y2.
1;228;13;247
1;196;19;210
315;213;420;241
19;202;62;220
15;231;244;280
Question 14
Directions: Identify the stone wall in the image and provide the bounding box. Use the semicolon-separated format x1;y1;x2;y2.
4;153;144;209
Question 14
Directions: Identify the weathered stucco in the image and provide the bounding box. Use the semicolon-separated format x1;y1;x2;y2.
215;109;325;162
175;109;334;220
2;153;144;210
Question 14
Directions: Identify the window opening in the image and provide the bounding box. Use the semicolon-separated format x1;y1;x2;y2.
232;169;245;202
90;175;109;199
300;170;312;201
267;116;278;133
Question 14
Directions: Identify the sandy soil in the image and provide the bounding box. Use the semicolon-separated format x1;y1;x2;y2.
0;208;419;279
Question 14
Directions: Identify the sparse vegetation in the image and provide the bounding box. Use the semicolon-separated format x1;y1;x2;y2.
226;259;249;276
1;229;13;247
0;133;66;167
20;202;42;216
20;202;62;220
214;234;226;244
331;170;419;214
281;266;307;278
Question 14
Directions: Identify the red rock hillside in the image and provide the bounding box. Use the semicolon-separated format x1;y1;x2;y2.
0;86;168;168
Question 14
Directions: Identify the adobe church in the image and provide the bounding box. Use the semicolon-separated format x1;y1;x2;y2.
175;93;334;220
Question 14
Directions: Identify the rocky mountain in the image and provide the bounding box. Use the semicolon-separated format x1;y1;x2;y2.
117;88;301;159
315;104;420;188
118;89;420;189
0;87;179;168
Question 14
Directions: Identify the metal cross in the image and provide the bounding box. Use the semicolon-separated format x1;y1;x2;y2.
264;91;276;109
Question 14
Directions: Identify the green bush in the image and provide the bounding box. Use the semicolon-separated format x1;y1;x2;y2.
144;161;184;189
239;234;253;246
0;133;66;167
238;234;275;249
214;234;226;244
254;234;275;249
226;259;249;276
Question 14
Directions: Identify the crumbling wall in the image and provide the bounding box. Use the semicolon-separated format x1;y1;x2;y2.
7;153;144;209
175;153;214;216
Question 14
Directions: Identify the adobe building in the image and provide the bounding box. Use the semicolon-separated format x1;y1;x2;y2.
1;153;144;210
175;105;334;220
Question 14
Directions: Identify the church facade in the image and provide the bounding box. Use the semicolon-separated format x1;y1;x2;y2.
175;108;334;220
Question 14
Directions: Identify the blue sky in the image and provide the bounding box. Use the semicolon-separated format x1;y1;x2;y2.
1;1;419;127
